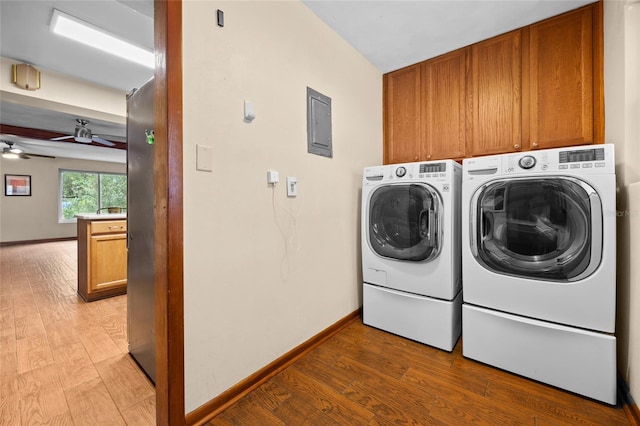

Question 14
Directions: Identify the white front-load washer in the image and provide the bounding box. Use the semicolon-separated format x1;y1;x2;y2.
461;144;617;404
361;160;462;351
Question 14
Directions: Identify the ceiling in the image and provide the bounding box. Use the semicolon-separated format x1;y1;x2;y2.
0;0;153;163
302;0;595;74
0;0;594;162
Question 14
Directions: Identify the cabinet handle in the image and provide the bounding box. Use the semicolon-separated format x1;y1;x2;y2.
414;156;419;161
514;144;521;151
532;142;539;148
108;226;123;230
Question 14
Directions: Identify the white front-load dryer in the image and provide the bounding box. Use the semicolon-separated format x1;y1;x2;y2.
361;160;462;351
461;144;617;404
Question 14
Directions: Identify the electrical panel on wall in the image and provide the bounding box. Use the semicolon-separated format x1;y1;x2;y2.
306;87;332;158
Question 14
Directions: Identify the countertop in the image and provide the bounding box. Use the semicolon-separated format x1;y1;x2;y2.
75;213;127;220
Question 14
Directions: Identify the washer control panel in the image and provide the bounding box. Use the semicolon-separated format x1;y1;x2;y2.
498;145;613;176
363;160;458;185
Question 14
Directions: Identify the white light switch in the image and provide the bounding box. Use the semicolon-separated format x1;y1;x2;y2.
196;144;213;172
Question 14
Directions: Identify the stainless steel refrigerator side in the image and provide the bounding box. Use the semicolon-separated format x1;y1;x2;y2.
127;78;156;383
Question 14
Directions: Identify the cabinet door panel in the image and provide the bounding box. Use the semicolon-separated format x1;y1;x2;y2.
90;233;127;293
530;6;593;149
423;49;467;160
384;64;422;164
469;30;523;156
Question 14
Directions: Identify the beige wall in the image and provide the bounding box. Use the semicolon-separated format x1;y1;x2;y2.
182;0;382;413
0;156;125;243
604;0;640;402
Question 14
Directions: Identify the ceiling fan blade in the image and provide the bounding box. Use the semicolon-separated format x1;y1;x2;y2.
18;154;31;160
51;135;74;141
24;152;56;159
93;136;116;147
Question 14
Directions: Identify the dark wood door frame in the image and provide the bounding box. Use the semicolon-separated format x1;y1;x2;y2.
154;0;185;424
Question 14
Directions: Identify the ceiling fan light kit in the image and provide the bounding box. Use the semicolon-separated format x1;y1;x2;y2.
2;152;20;160
1;141;55;160
11;63;41;91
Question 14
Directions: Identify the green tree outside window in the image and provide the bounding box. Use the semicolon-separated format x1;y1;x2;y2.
60;170;126;220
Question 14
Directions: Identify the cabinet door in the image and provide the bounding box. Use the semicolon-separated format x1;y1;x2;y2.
422;48;467;160
383;63;422;164
469;30;523;156
529;6;593;150
90;233;127;293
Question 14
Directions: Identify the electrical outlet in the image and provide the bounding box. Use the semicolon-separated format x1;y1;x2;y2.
287;176;297;197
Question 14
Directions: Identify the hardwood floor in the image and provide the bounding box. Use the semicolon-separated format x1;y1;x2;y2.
0;241;155;425
1;241;631;425
208;320;630;425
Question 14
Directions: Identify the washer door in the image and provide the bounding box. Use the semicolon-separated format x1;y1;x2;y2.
368;183;443;262
470;177;602;282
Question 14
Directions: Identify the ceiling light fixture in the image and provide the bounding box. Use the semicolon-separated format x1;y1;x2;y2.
2;152;19;160
50;9;154;69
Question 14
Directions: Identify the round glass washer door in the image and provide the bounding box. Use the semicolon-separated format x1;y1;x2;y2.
471;177;603;282
368;183;443;262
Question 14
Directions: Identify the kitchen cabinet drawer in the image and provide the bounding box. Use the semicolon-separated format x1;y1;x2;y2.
91;220;127;234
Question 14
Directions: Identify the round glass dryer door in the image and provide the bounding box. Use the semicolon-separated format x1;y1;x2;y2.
368;183;443;262
471;177;603;282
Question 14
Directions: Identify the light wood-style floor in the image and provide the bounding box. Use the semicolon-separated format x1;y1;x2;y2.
1;241;632;425
0;240;155;425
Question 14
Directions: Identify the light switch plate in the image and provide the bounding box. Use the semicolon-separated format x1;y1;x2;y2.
196;144;213;172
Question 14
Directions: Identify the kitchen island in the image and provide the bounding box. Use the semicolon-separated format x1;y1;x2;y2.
76;213;127;301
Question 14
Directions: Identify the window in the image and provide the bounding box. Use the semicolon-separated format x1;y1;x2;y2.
59;169;127;222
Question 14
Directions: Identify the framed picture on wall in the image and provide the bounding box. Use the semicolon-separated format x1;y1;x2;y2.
5;174;31;196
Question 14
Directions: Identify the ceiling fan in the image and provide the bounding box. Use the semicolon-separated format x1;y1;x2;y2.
51;119;116;146
1;140;55;160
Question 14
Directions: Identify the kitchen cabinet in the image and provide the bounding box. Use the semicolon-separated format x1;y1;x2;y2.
383;3;603;161
528;5;596;150
468;30;523;157
77;215;127;302
383;63;422;164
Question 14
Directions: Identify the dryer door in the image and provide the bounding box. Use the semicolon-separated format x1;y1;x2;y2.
470;177;602;281
368;183;443;262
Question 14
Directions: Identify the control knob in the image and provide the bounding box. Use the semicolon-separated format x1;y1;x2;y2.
395;166;407;177
518;155;536;170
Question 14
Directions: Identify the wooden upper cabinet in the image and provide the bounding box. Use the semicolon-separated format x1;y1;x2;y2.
468;30;523;157
382;3;602;161
422;48;467;160
383;63;422;164
529;6;594;150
